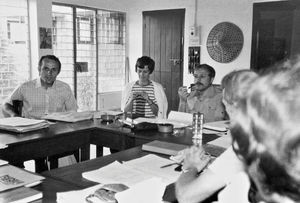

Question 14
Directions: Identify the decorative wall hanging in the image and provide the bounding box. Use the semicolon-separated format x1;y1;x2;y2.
206;22;243;63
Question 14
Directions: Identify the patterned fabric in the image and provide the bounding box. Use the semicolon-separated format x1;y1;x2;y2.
131;81;157;118
121;80;168;118
6;78;78;119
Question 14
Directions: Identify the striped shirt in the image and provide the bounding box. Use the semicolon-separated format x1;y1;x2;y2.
131;81;157;118
6;78;78;119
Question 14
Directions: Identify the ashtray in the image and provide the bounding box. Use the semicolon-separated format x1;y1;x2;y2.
158;123;174;133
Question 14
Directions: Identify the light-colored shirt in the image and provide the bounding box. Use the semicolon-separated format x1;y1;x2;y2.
185;85;225;122
6;78;78;119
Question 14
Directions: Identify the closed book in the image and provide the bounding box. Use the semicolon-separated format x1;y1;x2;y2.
0;186;42;203
142;140;188;156
0;165;45;192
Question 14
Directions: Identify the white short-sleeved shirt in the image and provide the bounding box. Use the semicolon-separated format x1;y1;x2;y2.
6;78;78;119
208;146;244;185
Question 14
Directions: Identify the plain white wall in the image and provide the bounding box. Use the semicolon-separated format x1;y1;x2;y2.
35;0;282;84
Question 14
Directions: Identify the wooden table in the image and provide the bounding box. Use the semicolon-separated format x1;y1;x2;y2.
0;119;223;168
41;144;225;202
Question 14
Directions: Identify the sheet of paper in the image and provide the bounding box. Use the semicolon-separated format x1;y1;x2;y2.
57;184;103;203
123;154;181;186
82;161;154;187
203;120;230;132
207;134;232;149
0;160;8;166
116;178;165;203
167;111;193;125
0;117;46;127
42;111;93;122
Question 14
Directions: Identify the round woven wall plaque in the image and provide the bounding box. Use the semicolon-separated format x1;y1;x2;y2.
206;22;243;63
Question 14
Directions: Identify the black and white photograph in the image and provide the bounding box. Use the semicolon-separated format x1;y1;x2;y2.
0;0;299;202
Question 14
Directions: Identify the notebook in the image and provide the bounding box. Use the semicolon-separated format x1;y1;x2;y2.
0;165;45;192
142;140;188;156
0;186;42;203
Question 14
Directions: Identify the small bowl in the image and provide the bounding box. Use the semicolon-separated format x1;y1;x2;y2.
158;123;174;133
101;114;115;122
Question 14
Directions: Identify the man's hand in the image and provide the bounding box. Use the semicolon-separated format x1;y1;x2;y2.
181;146;211;172
178;86;189;101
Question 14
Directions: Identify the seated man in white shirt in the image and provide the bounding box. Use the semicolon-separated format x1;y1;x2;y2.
175;70;257;203
2;55;78;172
178;64;226;123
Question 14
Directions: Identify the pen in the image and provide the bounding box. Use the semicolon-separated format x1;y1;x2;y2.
160;162;179;168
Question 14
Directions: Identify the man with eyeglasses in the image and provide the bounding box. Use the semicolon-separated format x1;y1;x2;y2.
2;55;77;172
178;64;225;122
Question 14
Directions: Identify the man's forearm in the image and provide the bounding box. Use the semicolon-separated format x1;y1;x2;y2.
178;100;187;112
2;103;17;117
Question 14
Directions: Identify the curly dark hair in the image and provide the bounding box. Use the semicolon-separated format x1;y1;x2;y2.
135;56;155;74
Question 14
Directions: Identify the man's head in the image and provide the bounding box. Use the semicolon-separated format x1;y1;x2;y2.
38;55;61;87
193;64;215;92
221;70;257;118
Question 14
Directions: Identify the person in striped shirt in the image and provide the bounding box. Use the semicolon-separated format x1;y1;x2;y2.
121;56;168;119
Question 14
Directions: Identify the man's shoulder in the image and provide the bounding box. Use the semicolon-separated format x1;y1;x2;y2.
55;80;72;89
18;79;37;88
212;84;222;93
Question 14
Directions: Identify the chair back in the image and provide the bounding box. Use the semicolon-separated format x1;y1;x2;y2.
12;100;23;117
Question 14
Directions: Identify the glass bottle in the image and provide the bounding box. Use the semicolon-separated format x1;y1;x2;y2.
192;112;203;146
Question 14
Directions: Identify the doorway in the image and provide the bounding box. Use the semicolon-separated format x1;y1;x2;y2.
143;9;185;113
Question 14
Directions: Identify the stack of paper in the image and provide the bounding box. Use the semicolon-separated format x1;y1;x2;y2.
0;117;49;133
42;111;94;122
203;120;230;132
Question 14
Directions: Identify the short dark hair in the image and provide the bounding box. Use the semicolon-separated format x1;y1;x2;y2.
194;64;215;78
135;56;155;74
38;55;61;74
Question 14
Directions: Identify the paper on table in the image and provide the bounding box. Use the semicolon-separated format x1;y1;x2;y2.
116;178;165;203
82;161;154;187
0;159;8;166
129;111;192;129
57;184;102;203
42;111;93;122
207;134;232;149
203;120;230;132
167;111;193;125
0;117;46;127
123;154;181;186
0;117;49;133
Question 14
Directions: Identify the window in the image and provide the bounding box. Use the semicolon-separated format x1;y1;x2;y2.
77;16;94;44
52;4;126;111
0;0;30;108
